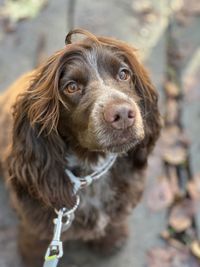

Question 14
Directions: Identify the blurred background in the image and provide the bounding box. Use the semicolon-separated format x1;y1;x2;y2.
0;0;200;266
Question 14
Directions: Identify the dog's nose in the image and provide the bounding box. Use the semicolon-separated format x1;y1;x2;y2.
104;104;135;129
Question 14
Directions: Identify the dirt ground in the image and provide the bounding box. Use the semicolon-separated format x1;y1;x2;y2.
0;1;199;267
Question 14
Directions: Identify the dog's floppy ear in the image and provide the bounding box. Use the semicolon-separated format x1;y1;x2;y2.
124;51;161;151
24;52;66;135
7;118;76;209
6;51;76;210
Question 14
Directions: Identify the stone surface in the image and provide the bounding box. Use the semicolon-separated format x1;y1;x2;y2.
0;0;70;92
74;0;168;56
182;49;200;175
168;8;200;176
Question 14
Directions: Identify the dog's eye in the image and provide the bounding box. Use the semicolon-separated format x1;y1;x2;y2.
65;81;80;94
118;69;130;81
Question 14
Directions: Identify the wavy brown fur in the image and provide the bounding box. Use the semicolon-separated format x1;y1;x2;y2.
0;29;161;266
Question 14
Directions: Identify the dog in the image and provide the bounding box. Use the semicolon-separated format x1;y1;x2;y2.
0;29;161;266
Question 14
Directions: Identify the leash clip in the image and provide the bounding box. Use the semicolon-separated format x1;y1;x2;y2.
44;209;64;265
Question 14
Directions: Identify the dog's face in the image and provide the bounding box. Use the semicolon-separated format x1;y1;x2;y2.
26;30;159;155
58;45;145;153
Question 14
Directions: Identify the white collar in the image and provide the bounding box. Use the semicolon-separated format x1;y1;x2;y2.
65;153;117;194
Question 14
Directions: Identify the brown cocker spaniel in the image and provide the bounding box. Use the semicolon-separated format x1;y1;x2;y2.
0;29;161;266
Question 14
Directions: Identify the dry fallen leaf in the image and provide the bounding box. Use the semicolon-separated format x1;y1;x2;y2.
147;246;200;267
147;247;173;267
163;146;187;166
164;81;180;98
160;230;171;240
146;177;174;211
169;213;190;233
160;230;186;249
165;99;179;125
161;125;189;165
169;199;195;232
132;0;153;13
187;175;200;200
181;0;200;15
191;240;200;259
0;0;48;22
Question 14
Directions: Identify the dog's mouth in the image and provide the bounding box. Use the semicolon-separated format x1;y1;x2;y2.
103;138;140;153
98;129;144;153
91;100;145;153
77;127;144;154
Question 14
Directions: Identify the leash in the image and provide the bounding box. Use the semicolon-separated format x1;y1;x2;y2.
43;153;117;267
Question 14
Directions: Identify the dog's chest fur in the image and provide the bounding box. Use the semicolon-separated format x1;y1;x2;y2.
65;153;116;237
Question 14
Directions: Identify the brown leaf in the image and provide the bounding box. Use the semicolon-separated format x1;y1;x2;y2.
0;0;48;22
191;241;200;259
132;0;153;13
147;246;200;267
187;175;200;200
146;177;174;211
147;247;173;267
167;237;187;250
160;230;171;240
160;231;186;249
182;0;200;15
169;215;191;233
169;199;195;232
163;146;187;166
165;99;179;125
165;81;180;98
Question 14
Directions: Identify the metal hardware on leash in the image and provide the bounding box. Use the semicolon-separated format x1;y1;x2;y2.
43;209;63;267
43;196;80;267
66;154;117;194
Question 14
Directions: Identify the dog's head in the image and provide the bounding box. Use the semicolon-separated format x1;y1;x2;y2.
59;31;145;153
26;29;160;154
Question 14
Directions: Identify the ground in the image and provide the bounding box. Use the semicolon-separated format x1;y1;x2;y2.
0;1;199;267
